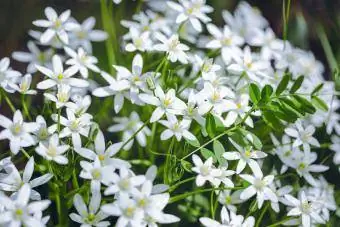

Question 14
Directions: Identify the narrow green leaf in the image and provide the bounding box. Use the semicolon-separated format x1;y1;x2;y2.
311;83;324;95
249;83;261;104
213;140;225;164
206;113;216;138
185;138;200;148
276;74;290;96
311;96;329;111
180;160;193;173
260;85;273;103
200;148;217;163
290;75;304;93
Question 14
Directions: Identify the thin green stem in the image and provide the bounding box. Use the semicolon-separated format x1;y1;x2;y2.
57;108;61;133
21;94;32;121
255;202;269;227
1;89;16;113
119;120;150;151
164;138;175;184
72;170;79;189
267;217;293;227
169;186;245;204
169;176;196;192
210;190;215;218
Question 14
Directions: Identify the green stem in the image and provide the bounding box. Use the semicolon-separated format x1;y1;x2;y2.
169;176;196;192
267;217;293;227
57;108;61;133
164;138;175;184
1;89;16;113
255;202;269;227
72;170;79;189
169;186;245;204
119;120;150;151
210;191;215;218
21;94;32;121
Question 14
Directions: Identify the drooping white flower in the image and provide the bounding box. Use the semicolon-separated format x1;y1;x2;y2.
139;85;187;122
64;47;100;78
284;120;320;154
10;74;37;95
191;154;221;187
12;41;53;73
0;110;38;154
108;111;151;150
206;24;244;64
167;0;213;32
69;191;110;227
285;191;325;227
159;114;197;142
239;169;278;209
36;55;89;90
0;184;51;227
223;139;267;174
44;84;73;109
35;134;70;165
0;157;52;200
33;7;72;44
154;33;189;64
200;206;255;227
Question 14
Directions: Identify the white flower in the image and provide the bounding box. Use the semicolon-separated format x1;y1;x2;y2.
159;114;197;142
33;115;56;142
217;190;243;212
197;82;235;115
80;157;114;192
75;129;131;169
35;134;69;165
70;191;110;227
222;94;253;127
227;46;269;84
0;184;50;227
52;108;92;148
239;169;278;209
223;139;267;174
108;111;151;150
330;135;340;165
291;152;329;186
0;157;52;200
36;54;89;90
139;85;187;122
12;41;53;73
284;120;320;153
145;165;169;194
191;154;222;187
285;191;325;227
44;84;73;109
195;55;221;80
179;90;205;126
206;23;244;64
113;54;153;104
167;0;213;32
92;71;130;113
154;33;189;64
200;206;255;227
0;57;21;93
268;183;293;213
104;167;146;196
10;74;37;95
0;110;38;154
33;7;71;44
68;94;92;117
68;16;108;53
125;27;152;52
64;47;100;78
101;193;144;227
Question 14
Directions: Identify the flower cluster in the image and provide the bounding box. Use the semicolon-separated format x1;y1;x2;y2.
0;1;339;226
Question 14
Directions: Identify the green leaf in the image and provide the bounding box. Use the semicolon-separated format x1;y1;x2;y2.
311;96;329;111
213;140;225;164
276;74;290;96
292;95;316;114
185;138;200;148
200;148;217;163
290;75;304;93
238;128;263;149
260;84;273;103
206;113;216;138
311;83;324;95
249;83;261;104
262;111;283;130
